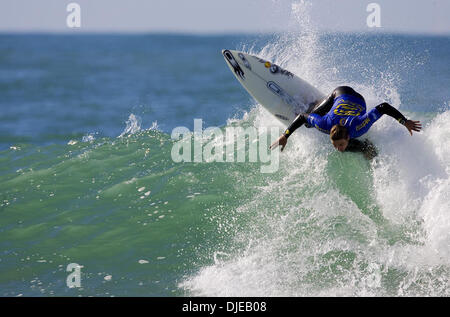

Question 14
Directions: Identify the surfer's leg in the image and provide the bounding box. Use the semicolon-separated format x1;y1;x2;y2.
308;93;334;116
304;94;333;128
308;86;366;118
333;86;366;104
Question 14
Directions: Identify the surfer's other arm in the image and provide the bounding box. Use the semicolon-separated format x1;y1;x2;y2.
269;113;309;151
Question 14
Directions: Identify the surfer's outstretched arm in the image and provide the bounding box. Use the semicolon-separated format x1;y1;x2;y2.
375;103;422;135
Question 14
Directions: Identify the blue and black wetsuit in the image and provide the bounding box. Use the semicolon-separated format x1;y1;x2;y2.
283;86;408;158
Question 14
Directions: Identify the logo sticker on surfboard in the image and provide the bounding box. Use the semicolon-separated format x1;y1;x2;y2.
267;81;300;109
254;57;294;78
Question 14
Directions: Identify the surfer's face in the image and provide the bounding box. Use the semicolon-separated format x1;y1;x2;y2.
331;137;349;152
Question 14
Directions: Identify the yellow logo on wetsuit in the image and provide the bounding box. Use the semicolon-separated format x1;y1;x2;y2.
334;102;364;117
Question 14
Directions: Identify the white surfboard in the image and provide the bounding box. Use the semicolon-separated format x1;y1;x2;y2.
222;49;325;124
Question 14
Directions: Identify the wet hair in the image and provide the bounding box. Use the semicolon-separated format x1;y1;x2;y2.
330;125;349;141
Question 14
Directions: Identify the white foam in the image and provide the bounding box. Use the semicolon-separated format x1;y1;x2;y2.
118;113;142;137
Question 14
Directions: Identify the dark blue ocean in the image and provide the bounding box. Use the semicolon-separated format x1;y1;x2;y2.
0;30;449;296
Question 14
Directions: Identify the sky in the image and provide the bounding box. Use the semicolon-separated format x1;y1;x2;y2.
0;0;449;35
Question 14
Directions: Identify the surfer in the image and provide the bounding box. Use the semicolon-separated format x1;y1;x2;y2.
269;86;422;159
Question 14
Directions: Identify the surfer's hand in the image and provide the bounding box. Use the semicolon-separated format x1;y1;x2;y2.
404;120;422;136
270;135;287;151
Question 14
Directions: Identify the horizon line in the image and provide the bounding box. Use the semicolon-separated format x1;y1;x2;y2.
0;29;449;38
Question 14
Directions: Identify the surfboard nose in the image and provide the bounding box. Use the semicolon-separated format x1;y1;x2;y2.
222;49;231;58
222;49;245;80
222;49;234;61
